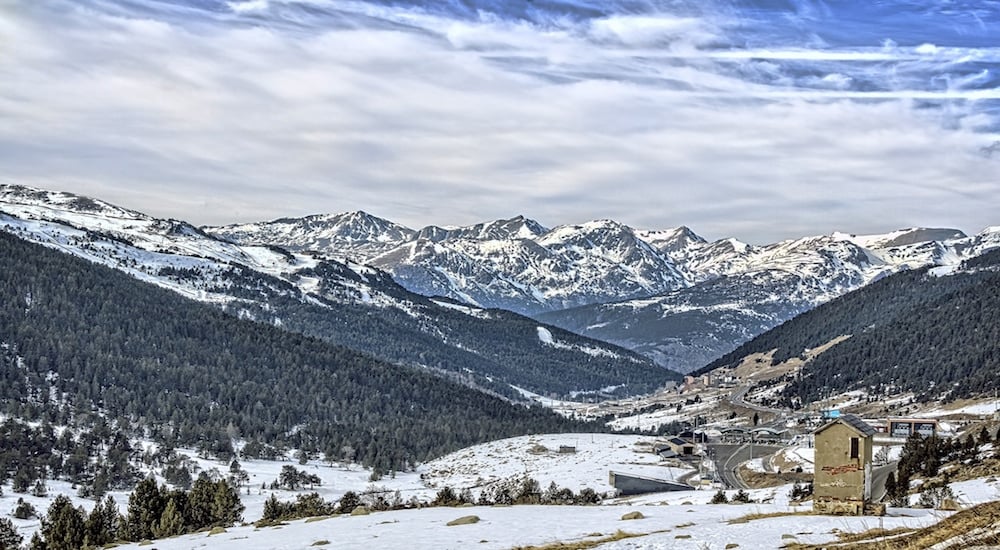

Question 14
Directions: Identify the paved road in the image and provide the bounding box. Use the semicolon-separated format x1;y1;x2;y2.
728;385;792;416
870;461;898;502
707;443;784;490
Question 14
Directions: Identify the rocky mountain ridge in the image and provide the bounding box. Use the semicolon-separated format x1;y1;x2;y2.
0;184;675;398
209;210;1000;372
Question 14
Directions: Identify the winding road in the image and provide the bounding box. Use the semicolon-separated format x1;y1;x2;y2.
707;443;784;489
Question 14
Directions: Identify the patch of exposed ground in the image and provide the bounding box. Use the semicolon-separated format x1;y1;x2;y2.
784;501;1000;550
511;528;672;550
739;465;812;489
730;336;851;384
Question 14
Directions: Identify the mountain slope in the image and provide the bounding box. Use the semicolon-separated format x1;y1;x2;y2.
0;231;596;471
539;235;886;372
700;248;1000;403
539;229;1000;372
210;209;998;374
0;185;677;399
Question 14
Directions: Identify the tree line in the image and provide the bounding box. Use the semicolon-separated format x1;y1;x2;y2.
697;248;1000;403
0;232;598;475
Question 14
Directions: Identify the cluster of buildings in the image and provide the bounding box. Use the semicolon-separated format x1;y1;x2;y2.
629;413;948;515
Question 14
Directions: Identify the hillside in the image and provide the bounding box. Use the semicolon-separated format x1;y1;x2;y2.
701;248;1000;404
211;208;1000;374
0;231;597;472
0;184;677;399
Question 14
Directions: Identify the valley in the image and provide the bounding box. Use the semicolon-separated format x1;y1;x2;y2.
2;184;1000;549
5;0;1000;546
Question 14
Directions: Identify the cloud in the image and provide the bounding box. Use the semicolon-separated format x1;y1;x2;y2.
0;0;998;243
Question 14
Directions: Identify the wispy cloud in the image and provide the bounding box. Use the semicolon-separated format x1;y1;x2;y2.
0;0;998;242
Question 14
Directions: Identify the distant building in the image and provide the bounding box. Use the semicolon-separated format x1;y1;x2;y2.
609;471;693;495
887;418;938;439
720;427;750;444
750;426;788;444
813;414;884;516
655;437;696;457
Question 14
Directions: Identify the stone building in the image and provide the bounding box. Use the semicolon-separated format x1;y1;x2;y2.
813;414;883;515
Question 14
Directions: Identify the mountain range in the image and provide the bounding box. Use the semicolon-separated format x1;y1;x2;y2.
0;184;673;400
4;184;999;382
209;211;1000;373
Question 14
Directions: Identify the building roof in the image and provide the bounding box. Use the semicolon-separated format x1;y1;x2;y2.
751;427;788;435
668;437;692;446
814;414;877;437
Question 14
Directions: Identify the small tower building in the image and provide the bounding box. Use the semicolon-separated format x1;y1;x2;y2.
812;414;883;515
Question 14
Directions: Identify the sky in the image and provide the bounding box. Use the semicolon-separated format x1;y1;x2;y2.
1;0;999;244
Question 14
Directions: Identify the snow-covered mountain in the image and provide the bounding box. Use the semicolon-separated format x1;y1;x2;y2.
211;209;1000;374
0;184;675;398
211;216;690;314
541;227;1000;372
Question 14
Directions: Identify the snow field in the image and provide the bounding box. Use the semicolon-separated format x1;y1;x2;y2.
4;433;1000;549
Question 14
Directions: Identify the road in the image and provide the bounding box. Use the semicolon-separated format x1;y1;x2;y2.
707;443;784;490
870;461;898;502
728;385;792;416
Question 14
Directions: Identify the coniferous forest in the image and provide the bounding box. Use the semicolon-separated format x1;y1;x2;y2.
700;248;1000;403
0;232;597;474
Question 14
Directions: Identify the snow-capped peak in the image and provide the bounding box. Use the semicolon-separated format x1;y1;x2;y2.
0;183;152;222
833;227;966;250
636;226;707;254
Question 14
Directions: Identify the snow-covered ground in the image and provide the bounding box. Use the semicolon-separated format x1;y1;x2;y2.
106;491;951;550
5;433;1000;549
419;433;692;495
922;399;1000;417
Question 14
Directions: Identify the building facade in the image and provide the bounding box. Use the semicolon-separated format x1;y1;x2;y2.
813;414;883;515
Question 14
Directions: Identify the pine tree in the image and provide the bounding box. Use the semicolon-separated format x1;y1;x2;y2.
279;465;302;491
40;495;86;550
14;498;37;520
732;489;751;503
125;476;164;541
186;475;216;530
84;495;120;548
261;494;284;522
0;517;24;550
338;491;360;514
978;426;991;446
210;481;244;526
152;498;185;539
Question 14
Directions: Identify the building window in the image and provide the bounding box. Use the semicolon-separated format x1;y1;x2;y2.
850;437;859;459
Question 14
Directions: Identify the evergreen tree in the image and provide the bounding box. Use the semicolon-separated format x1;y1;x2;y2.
884;472;897;504
261;494;285;522
210;480;244;526
185;475;216;530
40;495;86;550
14;498;37;520
84;495;120;548
125;476;164;541
731;489;751;503
978;426;991;446
152;498;185;539
338;491;360;514
0;517;23;550
278;465;303;491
